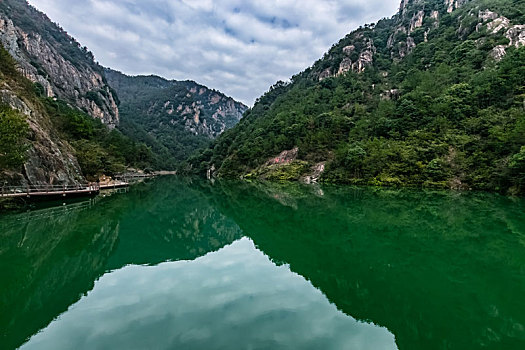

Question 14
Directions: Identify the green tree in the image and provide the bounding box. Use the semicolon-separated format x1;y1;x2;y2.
0;107;28;170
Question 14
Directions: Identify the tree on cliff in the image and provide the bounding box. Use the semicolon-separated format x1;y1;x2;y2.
0;106;28;170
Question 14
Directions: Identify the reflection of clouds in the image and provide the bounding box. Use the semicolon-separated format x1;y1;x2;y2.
27;0;398;105
22;238;397;350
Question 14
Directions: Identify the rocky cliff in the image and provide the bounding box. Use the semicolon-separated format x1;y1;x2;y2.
0;46;84;187
0;0;119;127
105;69;247;167
106;69;247;139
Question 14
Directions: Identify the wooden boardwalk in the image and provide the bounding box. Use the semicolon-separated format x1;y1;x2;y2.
0;181;129;200
0;184;101;199
0;171;163;201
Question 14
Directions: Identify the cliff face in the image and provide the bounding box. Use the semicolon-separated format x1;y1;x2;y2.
105;69;247;167
106;69;247;139
0;0;119;127
0;49;84;187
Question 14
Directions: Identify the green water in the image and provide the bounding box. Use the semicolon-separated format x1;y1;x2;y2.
1;178;524;350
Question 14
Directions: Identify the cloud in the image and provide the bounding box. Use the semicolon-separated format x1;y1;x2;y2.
28;0;399;105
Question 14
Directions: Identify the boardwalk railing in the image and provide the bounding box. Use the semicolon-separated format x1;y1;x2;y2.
0;183;100;199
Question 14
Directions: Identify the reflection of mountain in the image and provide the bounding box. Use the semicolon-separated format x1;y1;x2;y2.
2;178;524;349
0;177;241;349
0;202;120;350
105;178;242;270
206;182;525;350
21;238;398;350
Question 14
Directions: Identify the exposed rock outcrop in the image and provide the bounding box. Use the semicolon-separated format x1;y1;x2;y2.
266;147;299;167
353;40;376;73
0;85;84;187
387;27;407;49
478;10;525;60
410;10;425;33
105;69;247;141
490;45;507;60
319;68;333;81
301;162;326;184
487;16;511;33
445;0;471;13
506;25;525;47
0;2;119;127
337;57;353;76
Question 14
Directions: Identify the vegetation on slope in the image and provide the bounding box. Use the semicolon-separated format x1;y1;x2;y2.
0;44;154;179
187;0;525;194
106;69;247;170
0;105;28;170
40;97;154;177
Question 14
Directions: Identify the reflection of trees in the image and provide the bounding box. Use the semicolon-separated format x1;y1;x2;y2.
104;177;242;269
0;177;242;349
3;177;523;350
0;202;120;350
207;181;525;350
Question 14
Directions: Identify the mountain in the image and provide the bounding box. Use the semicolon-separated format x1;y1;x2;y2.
187;0;525;194
105;69;247;169
0;0;119;126
0;0;246;189
0;0;164;188
0;41;153;188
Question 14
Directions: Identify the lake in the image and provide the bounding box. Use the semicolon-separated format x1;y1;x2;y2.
1;177;524;349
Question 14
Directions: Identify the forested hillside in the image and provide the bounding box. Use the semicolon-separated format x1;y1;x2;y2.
106;69;247;169
0;44;154;185
187;0;525;194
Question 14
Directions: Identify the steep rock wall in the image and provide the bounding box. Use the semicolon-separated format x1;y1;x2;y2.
0;1;119;127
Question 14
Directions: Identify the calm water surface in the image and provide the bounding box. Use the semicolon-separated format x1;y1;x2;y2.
0;177;524;349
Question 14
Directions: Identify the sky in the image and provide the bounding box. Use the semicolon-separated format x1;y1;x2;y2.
27;0;399;106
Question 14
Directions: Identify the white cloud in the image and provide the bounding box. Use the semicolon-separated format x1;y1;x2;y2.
28;0;399;105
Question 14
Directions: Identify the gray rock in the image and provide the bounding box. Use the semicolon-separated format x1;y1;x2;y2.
506;25;525;48
0;14;119;127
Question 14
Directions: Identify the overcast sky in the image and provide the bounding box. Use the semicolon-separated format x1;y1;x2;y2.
28;0;399;105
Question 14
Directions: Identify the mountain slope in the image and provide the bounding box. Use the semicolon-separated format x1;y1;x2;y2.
188;0;525;194
105;69;247;168
0;0;162;188
0;0;247;188
0;44;85;186
0;42;156;188
0;0;119;126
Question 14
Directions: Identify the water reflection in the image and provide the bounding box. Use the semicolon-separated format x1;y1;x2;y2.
1;177;524;349
0;178;241;349
206;181;525;349
21;238;397;350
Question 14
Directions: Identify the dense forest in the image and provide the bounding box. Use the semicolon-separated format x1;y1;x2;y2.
186;0;525;194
